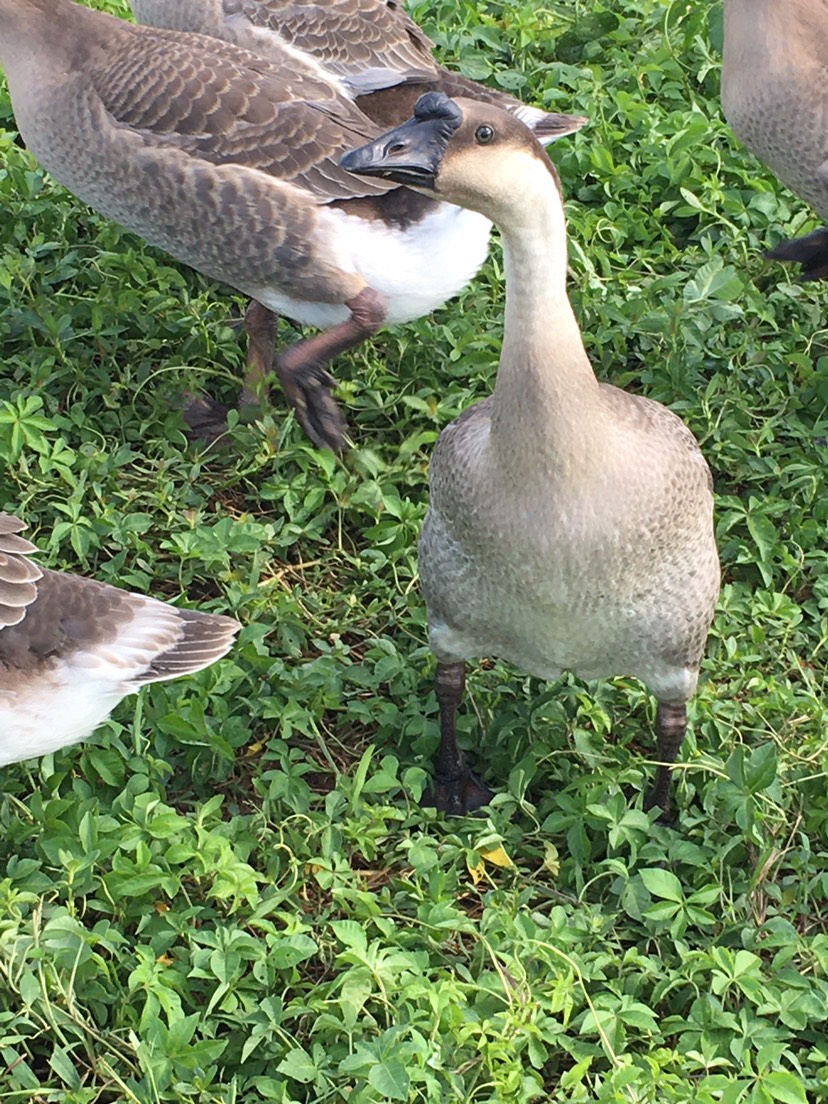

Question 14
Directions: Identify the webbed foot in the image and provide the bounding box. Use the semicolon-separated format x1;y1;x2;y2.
182;393;233;443
275;354;348;451
423;765;495;816
766;227;828;280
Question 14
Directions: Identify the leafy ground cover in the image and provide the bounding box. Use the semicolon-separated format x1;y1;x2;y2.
1;1;827;1101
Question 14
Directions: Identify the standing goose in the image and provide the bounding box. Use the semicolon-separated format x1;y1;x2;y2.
0;513;240;767
722;0;828;278
342;94;720;817
0;0;584;450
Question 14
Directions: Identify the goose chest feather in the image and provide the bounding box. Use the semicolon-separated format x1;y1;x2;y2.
343;95;720;817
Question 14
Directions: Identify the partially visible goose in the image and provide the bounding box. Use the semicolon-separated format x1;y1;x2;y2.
0;513;240;767
131;0;440;94
0;0;584;450
343;94;721;817
130;0;563;129
722;0;828;278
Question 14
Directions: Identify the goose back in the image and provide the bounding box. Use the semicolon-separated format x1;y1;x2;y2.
131;0;438;89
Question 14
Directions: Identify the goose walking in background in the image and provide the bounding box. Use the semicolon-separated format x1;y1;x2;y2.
0;0;584;450
343;94;720;817
131;0;441;94
0;514;240;767
722;0;828;278
130;0;568;128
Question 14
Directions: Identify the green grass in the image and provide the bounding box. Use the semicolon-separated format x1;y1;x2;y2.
1;0;828;1101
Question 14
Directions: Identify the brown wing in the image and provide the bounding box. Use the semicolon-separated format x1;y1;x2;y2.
0;562;240;681
0;515;42;629
93;22;396;200
222;0;438;88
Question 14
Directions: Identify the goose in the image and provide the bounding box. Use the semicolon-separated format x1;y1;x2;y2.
130;0;441;95
721;0;828;278
0;0;585;450
342;94;721;817
129;0;586;445
130;0;563;129
0;513;240;767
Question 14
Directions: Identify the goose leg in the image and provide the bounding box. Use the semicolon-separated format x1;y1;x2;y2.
275;286;387;451
239;299;278;411
182;299;278;441
425;660;494;815
644;701;687;822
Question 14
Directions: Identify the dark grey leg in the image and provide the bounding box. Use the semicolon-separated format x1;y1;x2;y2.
239;299;278;410
426;661;494;815
182;298;278;441
644;701;688;821
276;286;387;451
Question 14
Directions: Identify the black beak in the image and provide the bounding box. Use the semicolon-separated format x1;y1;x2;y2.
341;93;464;188
340;114;449;189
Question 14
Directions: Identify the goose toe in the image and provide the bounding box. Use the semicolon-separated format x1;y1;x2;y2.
181;393;234;443
424;765;495;817
276;357;347;451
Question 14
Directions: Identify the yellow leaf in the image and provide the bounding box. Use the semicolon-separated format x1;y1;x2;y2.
543;842;560;877
481;844;513;869
467;859;486;885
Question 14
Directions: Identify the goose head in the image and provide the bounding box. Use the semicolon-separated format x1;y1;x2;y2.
340;92;582;223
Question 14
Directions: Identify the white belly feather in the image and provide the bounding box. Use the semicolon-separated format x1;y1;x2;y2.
251;201;492;327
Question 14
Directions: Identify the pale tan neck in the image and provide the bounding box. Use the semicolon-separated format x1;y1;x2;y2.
488;159;603;467
0;0;107;79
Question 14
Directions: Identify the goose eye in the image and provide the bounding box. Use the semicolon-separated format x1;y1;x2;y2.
475;124;495;144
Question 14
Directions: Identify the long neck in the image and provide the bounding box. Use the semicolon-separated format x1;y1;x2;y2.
489;158;603;467
0;0;110;83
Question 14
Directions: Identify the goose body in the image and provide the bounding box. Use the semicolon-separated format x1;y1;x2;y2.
131;0;439;91
130;0;561;130
0;514;240;766
722;0;828;277
343;95;720;816
0;0;584;449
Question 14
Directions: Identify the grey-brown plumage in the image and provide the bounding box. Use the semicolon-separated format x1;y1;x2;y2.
132;0;438;88
131;0;566;128
344;95;720;818
0;513;240;766
0;0;585;451
722;0;828;278
128;0;586;445
0;514;42;628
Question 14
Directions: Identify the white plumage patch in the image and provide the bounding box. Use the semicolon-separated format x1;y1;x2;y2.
0;581;239;767
0;666;129;762
252;200;492;327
